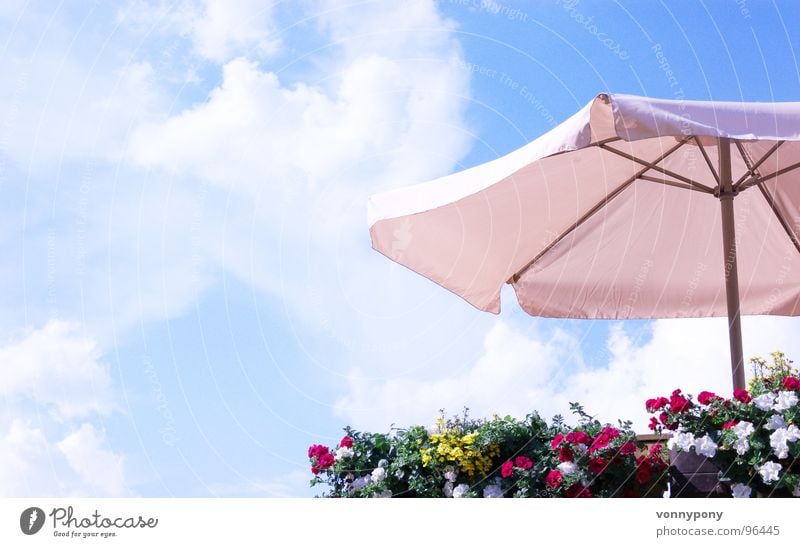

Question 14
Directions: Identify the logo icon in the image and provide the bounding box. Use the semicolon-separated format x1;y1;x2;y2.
20;507;45;535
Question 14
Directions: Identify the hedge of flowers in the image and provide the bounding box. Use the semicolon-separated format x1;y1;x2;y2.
647;352;800;498
308;405;669;498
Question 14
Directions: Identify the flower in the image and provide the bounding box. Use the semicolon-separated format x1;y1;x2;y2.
550;433;565;449
588;433;611;454
669;389;691;413
669;431;695;452
557;461;578;475
733;437;750;456
733;420;755;439
648;417;659;431
659;412;677;430
452;484;469;498
588;457;607;474
444;466;458;482
566;483;592;497
601;426;620;439
501;460;514;478
731;483;752;498
335;446;354;459
769;426;800;459
307;444;329;459
773;390;799;412
648;443;663;458
443;481;454;497
783;376;800;390
733;388;752;404
514;455;533;470
546;469;563;489
636;467;650;484
753;393;777;411
646;397;669;412
339;436;353;448
372;490;392;498
794;484;800;498
318;453;335;469
765;414;787;431
371;467;386;482
566;431;591;445
694;435;718;458
697;391;718;405
483;484;503;498
722;420;737;430
620;441;637;455
558;445;574;462
758;461;782;484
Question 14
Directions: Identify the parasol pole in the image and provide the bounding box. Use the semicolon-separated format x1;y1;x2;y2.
718;137;746;390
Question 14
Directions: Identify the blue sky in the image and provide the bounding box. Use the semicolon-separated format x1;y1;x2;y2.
2;0;800;497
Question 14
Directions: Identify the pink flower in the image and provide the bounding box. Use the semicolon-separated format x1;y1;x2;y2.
733;388;752;404
546;470;563;489
307;444;329;459
566;431;591;445
722;420;737;430
669;389;691;413
317;453;335;469
783;377;800;391
339;436;353;448
514;455;533;470
697;391;719;405
550;434;565;450
648;417;659;431
619;441;637;455
500;460;514;478
588;457;607;474
645;397;669;412
648;443;663;458
601;426;620;439
588;433;611;454
559;445;574;462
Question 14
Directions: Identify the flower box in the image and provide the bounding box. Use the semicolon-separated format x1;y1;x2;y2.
668;449;729;497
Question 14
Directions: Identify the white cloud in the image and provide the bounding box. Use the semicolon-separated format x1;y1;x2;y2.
335;316;800;432
0;322;127;496
0;320;115;420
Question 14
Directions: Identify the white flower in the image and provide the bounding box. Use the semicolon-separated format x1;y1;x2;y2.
573;443;588;454
733;437;750;456
335;446;354;459
350;475;371;492
694;435;718;458
731;483;752;498
371;467;386;482
758;461;782;484
378;459;389;468
765;414;787;431
557;461;578;475
669;431;696;451
444;467;458;482
774;391;799;412
754;393;777;411
483;484;504;498
371;489;392;498
426;421;444;436
787;424;800;441
793;484;800;497
733;421;755;439
452;484;469;498
442;481;454;498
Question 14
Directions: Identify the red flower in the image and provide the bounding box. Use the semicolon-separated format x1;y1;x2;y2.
636;467;651;485
648;443;663;458
566;431;591;445
550;433;565;450
318;453;335;469
307;444;329;459
311;465;320;475
559;445;574;462
645;397;669;412
733;388;752;404
565;483;592;497
669;389;691;413
588;433;611;454
546;469;563;489
659;412;678;430
783;377;800;391
588;457;607;474
514;455;533;470
722;420;737;430
339;436;353;448
697;391;719;405
601;426;620;439
648;417;659;431
501;460;514;478
620;441;637;455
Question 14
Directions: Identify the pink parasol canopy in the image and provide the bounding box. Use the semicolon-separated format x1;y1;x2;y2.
368;93;800;390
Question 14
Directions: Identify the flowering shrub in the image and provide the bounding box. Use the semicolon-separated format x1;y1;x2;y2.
647;352;800;498
308;405;668;498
